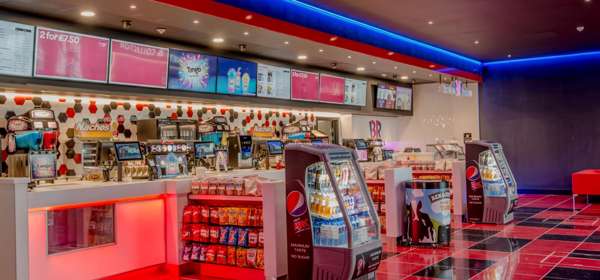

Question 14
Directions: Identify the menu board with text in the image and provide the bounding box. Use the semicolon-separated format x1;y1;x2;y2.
319;74;345;104
344;78;367;106
34;27;109;82
291;69;319;102
168;49;217;93
0;20;34;77
109;39;169;88
257;63;291;99
216;57;257;95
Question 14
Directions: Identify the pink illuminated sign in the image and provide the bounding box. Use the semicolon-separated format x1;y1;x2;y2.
109;39;169;88
34;27;109;82
319;74;345;104
291;69;319;102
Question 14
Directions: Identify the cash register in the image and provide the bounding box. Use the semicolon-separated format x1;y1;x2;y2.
194;141;216;170
252;139;285;169
145;141;192;179
113;141;144;182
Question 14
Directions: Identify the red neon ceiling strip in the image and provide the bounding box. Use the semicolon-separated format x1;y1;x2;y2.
154;0;482;82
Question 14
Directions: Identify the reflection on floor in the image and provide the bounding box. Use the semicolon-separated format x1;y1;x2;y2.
378;194;600;280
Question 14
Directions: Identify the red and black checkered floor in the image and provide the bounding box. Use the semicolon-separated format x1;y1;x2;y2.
378;194;600;280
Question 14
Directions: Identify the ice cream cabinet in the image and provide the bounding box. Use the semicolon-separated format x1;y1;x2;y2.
465;141;518;224
285;144;382;280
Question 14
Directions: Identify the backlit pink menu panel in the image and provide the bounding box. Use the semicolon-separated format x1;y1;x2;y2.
109;40;169;88
319;74;345;104
34;27;109;82
291;69;319;102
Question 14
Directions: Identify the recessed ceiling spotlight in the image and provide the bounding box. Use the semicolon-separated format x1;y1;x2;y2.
347;55;352;59
297;55;308;60
576;25;585;32
584;0;591;3
428;20;434;25
284;41;289;45
381;73;387;77
400;75;409;80
443;77;448;81
428;74;433;77
330;36;338;41
243;31;249;36
212;37;224;43
318;49;324;53
356;67;365;71
474;40;480;45
80;10;96;17
372;61;377;65
129;4;137;9
193;20;199;24
155;27;167;35
429;64;436;68
394;66;398;70
331;62;337;69
412;70;417;74
245;14;253;20
507;54;512;58
388;51;394;56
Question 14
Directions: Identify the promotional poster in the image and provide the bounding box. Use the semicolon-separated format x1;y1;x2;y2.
375;84;396;109
168;49;217;93
29;152;57;180
257;63;291;99
109;39;169;88
344;78;367;106
0;20;34;77
291;69;319;102
35;27;109;82
216;57;257;95
395;86;413;112
319;74;345;104
405;182;451;245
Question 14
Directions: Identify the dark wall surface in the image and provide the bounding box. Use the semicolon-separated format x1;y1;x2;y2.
480;53;600;193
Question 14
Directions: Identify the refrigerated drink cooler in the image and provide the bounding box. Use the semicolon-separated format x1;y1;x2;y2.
285;144;382;280
465;141;518;224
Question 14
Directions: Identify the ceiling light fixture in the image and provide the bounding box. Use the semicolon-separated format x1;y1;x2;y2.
474;40;480;45
381;73;387;77
577;26;585;32
155;27;167;35
347;55;352;59
356;67;365;71
388;51;394;56
429;64;436;68
243;31;249;36
372;61;377;64
245;14;253;20
193;20;199;24
212;37;224;43
330;36;338;41
284;41;289;45
428;74;433;77
584;0;591;3
394;66;398;70
80;10;96;17
400;76;409;80
297;55;308;60
507;54;512;58
428;20;434;25
318;49;324;53
129;4;137;9
412;70;417;74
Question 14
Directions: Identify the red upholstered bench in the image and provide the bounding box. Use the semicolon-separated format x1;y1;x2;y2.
571;169;600;207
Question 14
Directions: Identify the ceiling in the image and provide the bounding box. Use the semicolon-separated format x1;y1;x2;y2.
302;0;600;61
0;0;467;83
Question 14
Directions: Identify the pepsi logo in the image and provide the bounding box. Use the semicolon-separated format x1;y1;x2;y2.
286;191;308;217
466;165;480;182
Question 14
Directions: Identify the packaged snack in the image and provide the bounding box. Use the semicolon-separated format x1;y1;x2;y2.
258;230;264;248
244;176;259;196
227;246;237;266
219;226;229;244
200;180;209;195
181;224;192;241
210;207;220;225
191;206;201;224
208;178;218;195
209;226;220;244
228;208;239;226
200;224;210;243
233;178;244;196
257;208;263;226
227;227;239;246
248;208;256;227
206;245;216;263
182;205;194;224
238;208;249;226
246;248;257;268
192;224;202;242
199;245;208;262
236;248;248;267
225;180;235;196
182;243;192;261
219;207;229;225
191;243;201;261
256;249;264;269
217;179;226;195
200;206;210;224
237;228;249;247
216;245;227;264
191;181;201;195
248;229;258;248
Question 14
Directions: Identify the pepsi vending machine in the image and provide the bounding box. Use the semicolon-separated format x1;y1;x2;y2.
285;144;382;280
465;141;518;224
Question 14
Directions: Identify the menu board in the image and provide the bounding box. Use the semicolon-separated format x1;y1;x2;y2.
395;86;413;112
216;57;257;95
168;49;217;92
291;69;319;102
0;20;34;77
257;63;291;99
344;78;367;106
34;27;109;82
375;83;397;110
109;39;169;88
319;74;345;104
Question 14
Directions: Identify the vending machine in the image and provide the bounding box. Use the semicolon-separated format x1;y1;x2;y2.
285;144;382;280
465;141;518;224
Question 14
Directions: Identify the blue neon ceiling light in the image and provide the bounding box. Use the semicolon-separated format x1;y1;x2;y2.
484;51;600;66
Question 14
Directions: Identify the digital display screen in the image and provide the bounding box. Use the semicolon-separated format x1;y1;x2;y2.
355;139;368;150
35;27;109;82
216;57;257;95
168;49;217;93
0;20;34;77
319;74;345;104
239;135;253;159
291;69;319;102
194;141;216;159
266;140;284;155
257;64;291;99
114;142;143;161
109;39;169;88
344;78;367;106
395;86;413;112
375;83;396;110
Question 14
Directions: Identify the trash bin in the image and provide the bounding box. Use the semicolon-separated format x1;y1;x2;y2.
404;180;451;246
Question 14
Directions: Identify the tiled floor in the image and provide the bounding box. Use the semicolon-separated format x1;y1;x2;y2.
378;194;600;280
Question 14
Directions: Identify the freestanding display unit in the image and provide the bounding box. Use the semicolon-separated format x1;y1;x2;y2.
285;144;382;280
465;141;518;224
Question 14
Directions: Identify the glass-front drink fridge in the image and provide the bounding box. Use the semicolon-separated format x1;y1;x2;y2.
465;141;518;224
285;144;382;280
